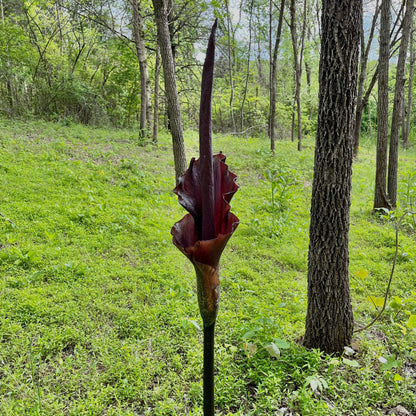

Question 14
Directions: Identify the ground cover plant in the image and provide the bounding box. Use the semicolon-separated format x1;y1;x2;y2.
0;117;415;415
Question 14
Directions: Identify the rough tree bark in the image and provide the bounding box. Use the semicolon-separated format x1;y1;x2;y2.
387;0;414;208
132;0;153;137
269;0;285;153
152;0;187;182
374;0;392;211
304;0;361;354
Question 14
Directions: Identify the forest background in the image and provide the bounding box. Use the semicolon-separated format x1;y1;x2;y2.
0;0;346;138
1;0;416;415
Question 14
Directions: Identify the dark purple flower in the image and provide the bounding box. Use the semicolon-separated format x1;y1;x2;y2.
171;20;239;326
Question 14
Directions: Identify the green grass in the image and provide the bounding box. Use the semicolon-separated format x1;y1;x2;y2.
0;118;415;415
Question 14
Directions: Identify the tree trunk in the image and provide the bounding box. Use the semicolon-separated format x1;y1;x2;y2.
269;0;285;153
153;45;161;144
1;0;14;113
403;27;414;147
240;0;253;132
132;0;153;138
152;0;187;181
225;0;236;132
368;104;373;139
353;0;380;157
304;0;361;354
374;0;392;211
388;0;414;207
289;0;305;152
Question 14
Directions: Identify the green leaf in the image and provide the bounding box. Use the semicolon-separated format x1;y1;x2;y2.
389;296;404;311
342;358;359;367
309;378;319;392
406;315;416;329
305;375;328;393
380;355;401;371
244;342;257;356
394;374;403;382
265;342;281;358
242;327;260;339
272;338;291;349
355;269;368;280
367;295;384;309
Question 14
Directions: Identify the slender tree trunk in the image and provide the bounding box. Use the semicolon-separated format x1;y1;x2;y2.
388;0;414;207
152;0;187;181
304;0;361;354
298;0;307;147
304;24;312;121
269;0;285;153
1;0;14;112
368;103;373;139
225;0;236;132
240;0;253;132
400;88;406;142
353;0;380;157
291;111;295;142
132;0;153;137
354;2;403;156
153;45;161;144
403;28;414;147
353;12;366;157
304;0;312;100
305;60;311;92
255;23;265;87
289;0;305;151
374;0;392;211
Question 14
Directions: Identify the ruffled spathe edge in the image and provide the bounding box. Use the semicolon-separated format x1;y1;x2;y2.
171;154;239;326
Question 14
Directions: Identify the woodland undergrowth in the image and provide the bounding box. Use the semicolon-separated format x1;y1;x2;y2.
0;118;415;415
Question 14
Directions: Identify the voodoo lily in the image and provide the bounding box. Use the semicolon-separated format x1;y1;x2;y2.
171;20;239;415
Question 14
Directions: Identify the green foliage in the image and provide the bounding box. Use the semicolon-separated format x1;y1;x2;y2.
0;119;415;415
399;169;416;231
260;166;295;236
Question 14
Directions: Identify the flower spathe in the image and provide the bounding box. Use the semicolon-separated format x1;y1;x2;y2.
171;153;239;327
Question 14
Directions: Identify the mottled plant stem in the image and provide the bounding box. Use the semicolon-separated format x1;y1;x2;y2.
199;20;217;241
203;322;215;416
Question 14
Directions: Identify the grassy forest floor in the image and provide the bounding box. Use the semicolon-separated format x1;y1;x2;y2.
0;118;415;416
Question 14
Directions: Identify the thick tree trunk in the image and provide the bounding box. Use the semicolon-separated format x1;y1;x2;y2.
403;28;414;147
304;0;361;354
374;0;391;211
152;0;187;181
132;0;153;137
387;0;414;208
269;0;285;153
